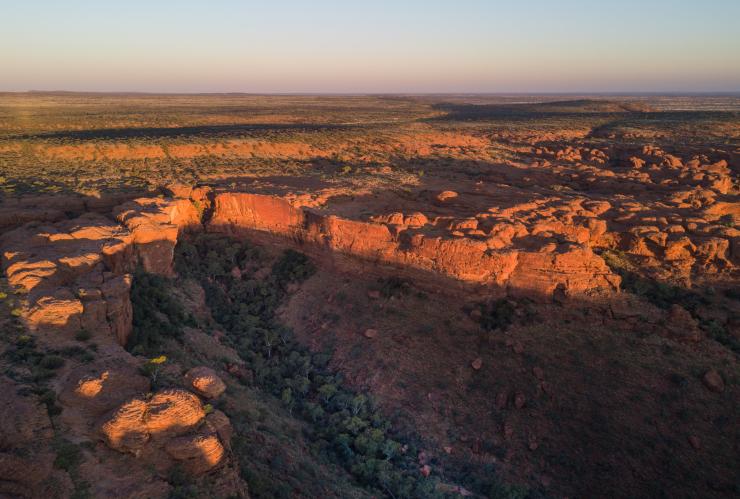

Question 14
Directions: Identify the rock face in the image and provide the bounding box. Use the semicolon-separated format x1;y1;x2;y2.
208;192;620;299
55;360;241;493
114;197;201;276
0;213;135;342
1;198;203;345
100;389;206;451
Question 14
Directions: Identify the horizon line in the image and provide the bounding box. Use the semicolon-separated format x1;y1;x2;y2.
2;90;740;97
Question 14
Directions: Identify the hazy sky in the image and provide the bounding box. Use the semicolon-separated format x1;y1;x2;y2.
2;0;739;93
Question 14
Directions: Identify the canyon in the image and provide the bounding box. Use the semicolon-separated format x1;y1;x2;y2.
0;94;736;498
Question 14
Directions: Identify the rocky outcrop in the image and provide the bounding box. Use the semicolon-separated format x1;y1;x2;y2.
98;387;228;474
0;192;150;234
114;197;201;276
0;213;135;342
59;359;151;415
0;198;203;345
208;192;620;298
57;361;241;490
100;389;205;451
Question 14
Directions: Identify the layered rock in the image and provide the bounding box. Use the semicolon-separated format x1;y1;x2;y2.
98;387;228;474
208;192;620;298
57;361;241;491
1;198;203;345
0;213;135;342
114;197;201;276
185;366;227;399
526;144;738;281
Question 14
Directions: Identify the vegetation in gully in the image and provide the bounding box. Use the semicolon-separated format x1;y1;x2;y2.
128;233;513;498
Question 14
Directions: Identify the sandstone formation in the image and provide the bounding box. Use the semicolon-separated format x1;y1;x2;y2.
59;359;151;415
1;198;203;345
98;387;228;474
54;360;242;495
114;197;201;276
207;192;621;298
0;213;135;343
185;366;227;399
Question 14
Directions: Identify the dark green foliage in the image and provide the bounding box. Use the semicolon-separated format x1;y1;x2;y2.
174;235;447;498
4;335;44;366
53;438;91;499
701;319;740;354
724;287;740;301
271;249;315;288
59;345;95;363
53;438;83;472
377;276;411;299
167;465;200;499
128;268;193;355
75;329;92;341
478;299;516;332
39;388;62;416
4;336;57;381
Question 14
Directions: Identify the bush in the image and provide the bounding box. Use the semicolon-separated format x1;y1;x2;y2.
75;329;92;341
53;438;83;472
377;276;411;299
478;299;516;332
39;355;65;370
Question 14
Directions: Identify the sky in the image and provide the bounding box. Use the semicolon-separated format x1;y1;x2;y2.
2;0;739;93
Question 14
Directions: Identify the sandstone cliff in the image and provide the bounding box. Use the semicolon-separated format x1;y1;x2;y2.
207;192;621;298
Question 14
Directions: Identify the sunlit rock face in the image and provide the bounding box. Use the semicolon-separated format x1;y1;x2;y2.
1;214;135;342
207;192;621;299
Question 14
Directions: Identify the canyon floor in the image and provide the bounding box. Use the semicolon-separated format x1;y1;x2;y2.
0;93;737;498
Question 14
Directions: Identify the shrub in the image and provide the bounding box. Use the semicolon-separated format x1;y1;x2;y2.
53;438;83;472
39;355;65;370
479;299;516;332
377;276;410;299
75;329;92;341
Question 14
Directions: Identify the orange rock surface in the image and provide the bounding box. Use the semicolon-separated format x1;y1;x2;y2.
208;192;621;298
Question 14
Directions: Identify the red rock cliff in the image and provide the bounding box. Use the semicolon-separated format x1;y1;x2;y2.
207;192;620;298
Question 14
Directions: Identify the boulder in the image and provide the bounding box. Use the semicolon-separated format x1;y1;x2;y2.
145;389;205;439
702;370;725;393
185;367;227;399
164;433;225;474
99;398;151;453
99;388;206;453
